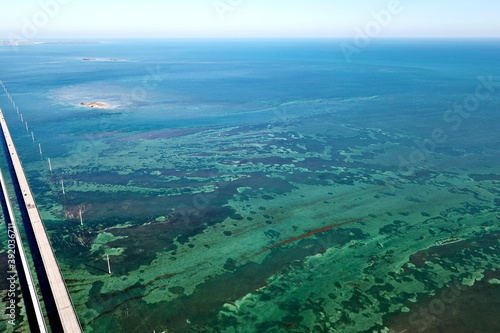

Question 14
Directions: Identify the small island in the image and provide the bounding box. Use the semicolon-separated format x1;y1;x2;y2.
82;58;124;62
80;101;111;109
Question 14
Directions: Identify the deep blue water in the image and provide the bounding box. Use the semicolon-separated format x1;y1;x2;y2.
1;39;497;170
0;39;499;156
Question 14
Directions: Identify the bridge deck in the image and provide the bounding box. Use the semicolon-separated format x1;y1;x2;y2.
0;108;82;333
0;168;47;332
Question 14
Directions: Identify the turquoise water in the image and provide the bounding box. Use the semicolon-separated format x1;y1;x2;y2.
0;39;499;332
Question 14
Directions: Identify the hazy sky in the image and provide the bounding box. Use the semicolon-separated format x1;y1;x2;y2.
1;0;499;39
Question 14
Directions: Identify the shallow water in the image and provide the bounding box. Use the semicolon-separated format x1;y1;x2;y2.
0;39;499;332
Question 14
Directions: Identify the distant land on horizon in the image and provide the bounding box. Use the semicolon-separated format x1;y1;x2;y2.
2;37;500;46
0;40;101;46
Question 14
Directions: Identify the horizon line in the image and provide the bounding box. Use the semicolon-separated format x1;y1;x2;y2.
3;36;500;41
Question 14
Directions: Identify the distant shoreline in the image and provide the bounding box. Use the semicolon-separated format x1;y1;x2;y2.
0;41;101;46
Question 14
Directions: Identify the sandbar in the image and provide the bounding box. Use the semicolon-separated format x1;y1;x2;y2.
80;101;111;109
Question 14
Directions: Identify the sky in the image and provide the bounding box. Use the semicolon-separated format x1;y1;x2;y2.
0;0;499;39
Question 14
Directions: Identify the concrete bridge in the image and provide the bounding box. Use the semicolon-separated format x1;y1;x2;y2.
0;108;82;333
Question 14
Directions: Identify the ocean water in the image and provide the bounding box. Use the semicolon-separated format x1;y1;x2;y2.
0;39;499;332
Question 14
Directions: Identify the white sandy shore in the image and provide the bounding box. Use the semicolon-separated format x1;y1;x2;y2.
80;101;111;109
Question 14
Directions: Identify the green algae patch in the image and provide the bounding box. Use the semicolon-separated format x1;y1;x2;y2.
18;93;499;332
90;232;128;253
